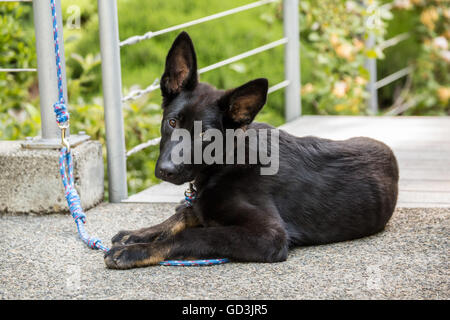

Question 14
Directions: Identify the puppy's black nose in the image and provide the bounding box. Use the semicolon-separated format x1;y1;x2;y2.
158;162;177;179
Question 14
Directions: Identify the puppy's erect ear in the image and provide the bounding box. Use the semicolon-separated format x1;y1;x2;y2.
161;31;198;97
219;78;269;127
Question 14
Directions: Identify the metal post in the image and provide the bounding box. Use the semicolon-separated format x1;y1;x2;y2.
24;0;89;150
32;0;67;141
365;32;378;114
98;0;128;202
283;0;301;122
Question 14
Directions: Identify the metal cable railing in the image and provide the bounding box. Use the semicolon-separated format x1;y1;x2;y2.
99;0;301;202
123;34;290;155
119;0;278;47
125;0;412;160
126;137;161;158
97;0;301;201
379;32;410;51
366;2;413;114
122;37;288;103
120;2;292;154
125;78;291;158
375;66;413;90
0;68;36;72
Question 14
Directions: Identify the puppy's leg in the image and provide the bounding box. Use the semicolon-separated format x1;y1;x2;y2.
111;205;200;246
105;225;288;269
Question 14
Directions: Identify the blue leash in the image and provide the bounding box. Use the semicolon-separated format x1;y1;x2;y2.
50;0;108;252
49;0;227;266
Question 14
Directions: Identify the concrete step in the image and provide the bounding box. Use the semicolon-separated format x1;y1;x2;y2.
123;181;187;203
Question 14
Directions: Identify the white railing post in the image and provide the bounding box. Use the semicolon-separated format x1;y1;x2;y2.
365;32;378;114
283;0;301;121
32;0;67;141
98;0;128;202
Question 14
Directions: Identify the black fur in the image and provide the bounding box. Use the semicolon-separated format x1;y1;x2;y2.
105;32;399;269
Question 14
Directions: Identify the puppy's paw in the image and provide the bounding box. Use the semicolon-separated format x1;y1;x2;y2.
104;244;165;269
111;230;133;246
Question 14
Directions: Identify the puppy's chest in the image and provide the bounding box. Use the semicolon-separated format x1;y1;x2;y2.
192;195;231;227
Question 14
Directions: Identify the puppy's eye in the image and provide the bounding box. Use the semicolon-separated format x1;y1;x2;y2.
168;119;177;128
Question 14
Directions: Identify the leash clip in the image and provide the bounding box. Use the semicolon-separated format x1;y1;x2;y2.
58;122;70;152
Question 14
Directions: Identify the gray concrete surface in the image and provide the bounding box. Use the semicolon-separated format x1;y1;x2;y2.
0;140;104;214
0;203;448;299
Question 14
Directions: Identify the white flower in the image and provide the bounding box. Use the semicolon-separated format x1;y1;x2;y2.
394;0;412;10
440;50;450;63
433;36;448;50
332;81;348;98
345;1;357;13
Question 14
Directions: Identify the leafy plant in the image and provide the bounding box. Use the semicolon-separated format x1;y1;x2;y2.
0;2;38;139
298;0;393;115
398;0;450;115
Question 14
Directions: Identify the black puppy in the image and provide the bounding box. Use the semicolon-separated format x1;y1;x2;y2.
105;32;399;269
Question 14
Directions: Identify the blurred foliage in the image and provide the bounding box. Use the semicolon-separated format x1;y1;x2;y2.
396;0;449;115
1;0;449;197
0;3;38;139
298;0;393;115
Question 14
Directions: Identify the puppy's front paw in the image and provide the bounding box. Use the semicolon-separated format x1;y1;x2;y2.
104;244;166;269
113;230;164;246
104;245;144;269
111;230;133;246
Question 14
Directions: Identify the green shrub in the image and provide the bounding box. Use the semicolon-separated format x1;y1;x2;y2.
0;3;38;139
377;0;449;115
402;0;449;115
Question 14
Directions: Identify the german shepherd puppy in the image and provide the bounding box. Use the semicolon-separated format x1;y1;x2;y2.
105;32;399;269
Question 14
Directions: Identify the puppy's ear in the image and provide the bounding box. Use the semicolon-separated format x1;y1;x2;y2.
219;78;269;128
161;31;198;97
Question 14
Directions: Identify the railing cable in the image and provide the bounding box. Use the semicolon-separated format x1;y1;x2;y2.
375;66;413;90
126;79;291;156
119;0;278;47
122;38;288;102
0;68;36;72
379;32;410;50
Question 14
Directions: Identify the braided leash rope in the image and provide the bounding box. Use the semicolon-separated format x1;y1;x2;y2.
160;259;229;267
50;0;227;266
58;147;109;251
50;0;108;252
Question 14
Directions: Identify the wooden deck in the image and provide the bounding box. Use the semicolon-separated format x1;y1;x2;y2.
125;116;450;207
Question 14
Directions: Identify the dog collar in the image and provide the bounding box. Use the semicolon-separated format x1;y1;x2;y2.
184;181;197;206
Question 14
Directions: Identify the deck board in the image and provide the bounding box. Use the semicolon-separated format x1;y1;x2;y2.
125;116;450;207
